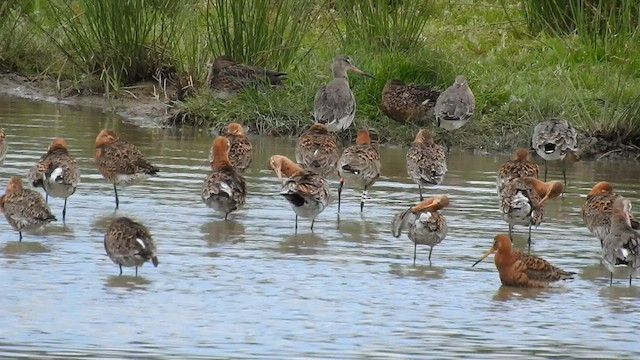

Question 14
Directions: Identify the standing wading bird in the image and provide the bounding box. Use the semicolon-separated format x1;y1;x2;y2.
104;217;159;277
433;75;475;151
337;129;381;212
0;177;56;241
391;195;449;265
380;79;440;125
314;55;373;132
28;138;80;221
94;129;159;209
202;136;247;220
531;117;577;184
582;181;640;247
406;129;447;201
496;148;539;194
499;177;564;248
472;234;575;288
602;197;640;286
295;123;340;177
0;128;6;166
209;122;253;173
269;155;330;231
207;55;287;100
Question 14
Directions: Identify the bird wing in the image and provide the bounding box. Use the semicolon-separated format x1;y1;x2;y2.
406;143;447;184
313;81;355;124
514;251;574;282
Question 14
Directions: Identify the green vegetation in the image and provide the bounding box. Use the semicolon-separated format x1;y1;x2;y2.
0;0;639;153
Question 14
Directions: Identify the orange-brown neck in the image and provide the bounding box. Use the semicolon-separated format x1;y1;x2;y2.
412;195;449;213
95;130;118;148
413;130;434;145
588;181;613;196
277;157;304;177
211;137;232;169
227;123;244;136
355;130;371;145
514;148;530;161
49;138;68;152
6;176;24;193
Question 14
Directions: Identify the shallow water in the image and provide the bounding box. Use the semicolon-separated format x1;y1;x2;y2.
0;96;639;359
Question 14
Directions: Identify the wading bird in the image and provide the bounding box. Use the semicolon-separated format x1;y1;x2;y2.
94;129;159;209
209;122;253;173
104;217;159;277
314;55;373;132
531;117;577;184
0;128;6;166
392;195;449;265
207;55;287;100
295;123;339;177
202;136;247;220
0;176;56;241
406;129;447;201
499;177;564;248
602;197;640;286
496;148;539;194
433;75;475;150
269;155;330;231
28;138;80;221
337;129;381;212
380;79;440;125
472;234;575;288
582;181;640;247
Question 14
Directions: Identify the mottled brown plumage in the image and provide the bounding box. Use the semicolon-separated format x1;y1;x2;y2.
582;182;640;247
202;136;247;220
496;148;539;194
209;123;253;172
473;234;575;288
104;217;159;276
602;197;640;285
0;128;7;166
94;129;159;209
380;79;440;124
392;195;449;265
406;129;447;200
207;55;286;100
269;155;330;231
295;124;339;177
500;177;564;247
28;138;80;221
0;176;56;241
531;117;577;183
337;129;381;212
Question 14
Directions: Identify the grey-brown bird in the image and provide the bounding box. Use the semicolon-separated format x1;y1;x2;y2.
202;136;247;220
0;176;56;241
337;129;381;212
269;155;330;231
0;128;6;166
496;148;539;194
406;129;447;201
582;181;640;247
499;177;564;248
94;129;159;209
380;79;440;124
531;117;577;184
602;197;640;286
209;123;253;173
295;123;340;177
28;138;80;221
434;75;475;150
392;195;449;265
207;55;287;100
104;217;159;276
314;55;373;132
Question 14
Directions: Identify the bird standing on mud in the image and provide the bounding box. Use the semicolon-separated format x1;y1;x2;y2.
531;117;577;185
314;55;373;132
433;75;475;151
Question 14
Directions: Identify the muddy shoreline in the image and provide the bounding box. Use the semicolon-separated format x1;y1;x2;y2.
0;72;637;160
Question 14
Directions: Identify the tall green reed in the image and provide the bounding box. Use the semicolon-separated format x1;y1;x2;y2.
206;0;318;70
330;0;435;53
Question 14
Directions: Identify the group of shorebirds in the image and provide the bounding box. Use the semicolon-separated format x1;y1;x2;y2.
0;55;638;288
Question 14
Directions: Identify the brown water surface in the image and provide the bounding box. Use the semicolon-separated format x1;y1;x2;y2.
0;96;639;359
